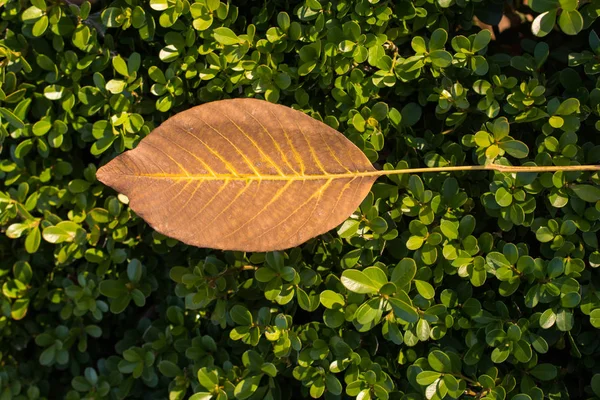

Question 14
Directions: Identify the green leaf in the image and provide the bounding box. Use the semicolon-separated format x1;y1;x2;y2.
42;225;76;244
492;117;510;139
148;66;167;84
320;290;345;309
475;131;493;147
472;29;492;52
277;11;291;30
555;98;580;115
14;261;33;284
101;7;124;27
112;56;129;77
22;6;43;21
371;102;389;122
189;394;212;400
401;103;422;126
513;340;533;363
325;374;343;395
11;298;29;320
388;298;419;323
530;0;559;12
213;27;241;45
406;236;424;250
429;29;447;51
391;258;417;288
409;175;425;200
230;305;252;325
416;371;442;385
559;0;577;9
429;50;453;68
149;0;168;10
529;364;557;381
486;252;511;269
539;308;556;329
495;187;513;207
536;227;555;242
411;36;427;53
196;368;218;391
296;287;318;312
39;345;56;366
355;298;382;324
25;228;41;254
591;374;600;398
158;360;182;377
532;10;557;37
341;270;379;294
258;363;275;378
428;350;452;372
99;280;127;298
234;375;263;400
0;107;25;129
558;10;583;35
571;184;600;202
499;140;529;158
556;308;574;331
32;15;49;36
127;259;143;283
414;280;435;299
68;179;91;193
590;309;600;328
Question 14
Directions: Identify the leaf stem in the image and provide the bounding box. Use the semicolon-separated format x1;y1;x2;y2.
382;164;600;175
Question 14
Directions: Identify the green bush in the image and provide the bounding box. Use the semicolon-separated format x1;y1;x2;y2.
3;0;600;399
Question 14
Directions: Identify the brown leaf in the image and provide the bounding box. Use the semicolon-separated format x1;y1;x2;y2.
97;98;377;251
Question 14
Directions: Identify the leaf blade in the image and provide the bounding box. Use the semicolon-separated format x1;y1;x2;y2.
97;99;377;251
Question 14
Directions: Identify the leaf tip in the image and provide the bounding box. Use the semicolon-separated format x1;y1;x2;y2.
96;155;128;193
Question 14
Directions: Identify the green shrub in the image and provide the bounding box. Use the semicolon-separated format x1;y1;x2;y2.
2;0;600;399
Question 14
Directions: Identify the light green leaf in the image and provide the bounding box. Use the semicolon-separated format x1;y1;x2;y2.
213;27;241;45
558;9;583;35
428;350;452;372
234;375;263;400
414;280;435;299
341;270;379;294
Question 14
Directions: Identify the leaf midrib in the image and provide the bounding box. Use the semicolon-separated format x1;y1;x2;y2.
114;163;600;182
121;171;384;181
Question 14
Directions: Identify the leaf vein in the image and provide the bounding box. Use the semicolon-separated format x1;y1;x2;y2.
143;139;190;176
203;180;254;230
177;126;239;177
188;180;231;223
268;108;306;175
167;131;218;177
234;108;289;175
189;117;264;178
223;180;295;239
293;119;329;175
255;179;334;242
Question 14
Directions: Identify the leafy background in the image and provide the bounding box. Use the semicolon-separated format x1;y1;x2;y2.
3;0;600;399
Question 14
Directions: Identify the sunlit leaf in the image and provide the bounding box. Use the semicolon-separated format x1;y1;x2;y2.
98;99;377;251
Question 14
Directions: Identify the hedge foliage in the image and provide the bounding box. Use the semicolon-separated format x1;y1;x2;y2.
3;0;600;399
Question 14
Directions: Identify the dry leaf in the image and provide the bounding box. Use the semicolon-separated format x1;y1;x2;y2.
97;98;377;251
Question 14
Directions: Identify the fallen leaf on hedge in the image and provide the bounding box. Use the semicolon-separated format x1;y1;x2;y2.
97;98;377;251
